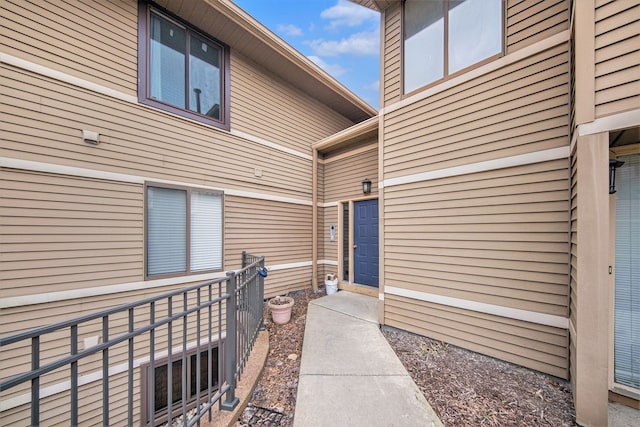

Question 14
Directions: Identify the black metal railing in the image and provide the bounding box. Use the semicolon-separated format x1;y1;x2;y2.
0;252;266;427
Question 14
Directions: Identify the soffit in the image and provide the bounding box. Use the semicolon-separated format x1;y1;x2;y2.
154;0;377;122
348;0;400;12
314;116;378;153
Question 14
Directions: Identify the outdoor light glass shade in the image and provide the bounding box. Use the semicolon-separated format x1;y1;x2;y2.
362;178;372;195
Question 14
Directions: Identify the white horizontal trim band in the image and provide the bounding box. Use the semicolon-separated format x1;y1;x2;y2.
229;129;312;160
385;286;568;329
318;260;338;266
382;147;570;188
0;157;311;206
267;261;312;271
381;30;570;116
321;201;339;207
0;52;139;104
0;261;312;308
578;109;640;137
0;53;312;161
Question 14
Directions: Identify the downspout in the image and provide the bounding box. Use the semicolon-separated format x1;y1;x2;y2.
312;148;318;291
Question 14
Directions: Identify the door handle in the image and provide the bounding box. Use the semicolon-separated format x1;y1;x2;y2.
353;244;358;249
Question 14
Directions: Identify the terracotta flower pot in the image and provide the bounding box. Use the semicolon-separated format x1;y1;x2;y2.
268;296;294;324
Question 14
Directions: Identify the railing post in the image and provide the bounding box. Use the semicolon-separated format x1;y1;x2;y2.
259;257;266;331
242;250;247;269
221;271;239;411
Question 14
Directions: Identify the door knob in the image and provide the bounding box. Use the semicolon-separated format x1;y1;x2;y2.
353;244;358;249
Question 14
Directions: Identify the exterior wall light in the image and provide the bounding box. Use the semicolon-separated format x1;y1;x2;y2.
609;159;624;194
362;178;372;195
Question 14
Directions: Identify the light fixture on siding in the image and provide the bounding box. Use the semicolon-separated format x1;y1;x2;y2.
362;178;372;195
609;159;624;194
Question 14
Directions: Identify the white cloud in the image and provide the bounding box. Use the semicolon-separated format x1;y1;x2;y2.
308;31;379;57
364;80;380;91
307;55;348;77
321;0;378;29
277;24;303;36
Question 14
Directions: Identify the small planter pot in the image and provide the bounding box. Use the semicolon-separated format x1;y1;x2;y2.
268;296;294;324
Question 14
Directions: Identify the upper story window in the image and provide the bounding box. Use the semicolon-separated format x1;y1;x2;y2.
138;3;230;130
403;0;503;94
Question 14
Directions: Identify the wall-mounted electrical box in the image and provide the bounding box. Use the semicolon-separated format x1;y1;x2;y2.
329;224;336;241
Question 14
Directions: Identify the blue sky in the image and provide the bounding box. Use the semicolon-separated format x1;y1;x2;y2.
233;0;381;109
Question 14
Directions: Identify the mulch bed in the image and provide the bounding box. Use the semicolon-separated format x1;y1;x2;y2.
237;288;325;426
382;326;578;426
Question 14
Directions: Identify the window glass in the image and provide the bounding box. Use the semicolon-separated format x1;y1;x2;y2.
146;186;223;277
154;360;182;413
150;12;186;107
404;0;444;93
147;187;187;275
141;6;227;128
448;0;502;74
403;0;502;93
190;191;223;272
189;35;221;119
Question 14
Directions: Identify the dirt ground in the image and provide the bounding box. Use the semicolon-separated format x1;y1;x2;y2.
238;290;578;426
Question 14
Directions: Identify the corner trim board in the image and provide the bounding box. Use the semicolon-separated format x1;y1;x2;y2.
385;286;568;329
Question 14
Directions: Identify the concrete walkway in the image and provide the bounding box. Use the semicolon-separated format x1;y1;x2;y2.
293;291;442;427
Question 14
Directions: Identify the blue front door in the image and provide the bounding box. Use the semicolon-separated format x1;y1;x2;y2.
354;199;378;287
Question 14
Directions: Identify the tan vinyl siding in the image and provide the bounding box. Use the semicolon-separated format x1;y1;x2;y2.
321;142;379;264
382;3;402;105
384;43;569;179
324;144;379;202
264;267;313;298
594;0;640;118
231;53;354;155
0;0;138;96
1;65;312;199
0;169;143;298
385;294;568;378
384;159;570;317
506;0;570;54
224;195;311;268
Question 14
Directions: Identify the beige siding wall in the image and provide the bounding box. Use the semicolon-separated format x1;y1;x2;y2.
0;168;144;298
382;0;569;106
384;43;569;178
1;64;312;199
507;0;570;54
224;195;311;267
382;3;402;105
594;0;640;118
0;0;138;96
231;53;354;155
385;159;570;317
381;25;571;375
385;294;568;378
321;142;379;265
